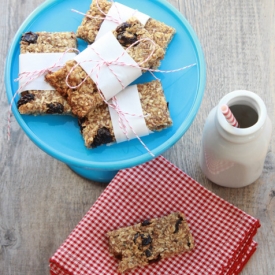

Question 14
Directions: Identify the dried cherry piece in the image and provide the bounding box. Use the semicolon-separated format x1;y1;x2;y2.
148;254;161;264
141;234;152;246
117;32;138;47
21;31;38;44
17;93;35;108
116;22;131;33
174;216;183;233
141;220;151;226
145;249;152;258
114;253;122;261
46;102;64;114
91;127;113;148
78;117;87;133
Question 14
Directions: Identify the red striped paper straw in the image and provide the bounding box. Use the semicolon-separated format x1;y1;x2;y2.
221;104;239;128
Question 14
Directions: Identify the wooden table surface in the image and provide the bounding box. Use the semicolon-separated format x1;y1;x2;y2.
1;0;275;274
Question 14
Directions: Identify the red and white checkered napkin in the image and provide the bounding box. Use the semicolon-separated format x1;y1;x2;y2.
49;156;260;275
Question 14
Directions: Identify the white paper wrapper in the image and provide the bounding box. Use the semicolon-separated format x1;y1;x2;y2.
109;85;151;143
19;52;76;92
74;31;142;101
96;2;150;40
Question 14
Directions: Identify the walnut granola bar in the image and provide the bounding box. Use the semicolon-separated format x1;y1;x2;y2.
78;80;172;148
45;18;165;118
17;31;77;115
76;0;176;51
107;212;194;273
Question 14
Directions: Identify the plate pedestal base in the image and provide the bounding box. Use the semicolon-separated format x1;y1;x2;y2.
68;165;118;183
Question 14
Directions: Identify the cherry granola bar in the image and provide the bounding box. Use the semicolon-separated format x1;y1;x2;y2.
78;80;172;148
107;212;194;273
76;0;176;51
18;31;77;115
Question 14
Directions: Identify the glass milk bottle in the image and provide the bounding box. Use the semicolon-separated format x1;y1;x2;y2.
199;90;272;188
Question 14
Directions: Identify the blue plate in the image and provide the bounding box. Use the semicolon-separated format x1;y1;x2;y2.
5;0;206;182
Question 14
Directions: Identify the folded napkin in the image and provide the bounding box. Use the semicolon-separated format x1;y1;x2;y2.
49;156;260;275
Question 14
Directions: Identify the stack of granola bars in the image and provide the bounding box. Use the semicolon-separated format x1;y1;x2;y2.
17;0;176;149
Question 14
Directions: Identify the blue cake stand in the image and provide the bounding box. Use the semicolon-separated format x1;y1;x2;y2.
5;0;206;182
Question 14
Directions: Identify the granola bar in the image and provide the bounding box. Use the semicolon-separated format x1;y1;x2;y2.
107;212;194;273
78;80;172;148
17;31;77;115
76;0;176;51
45;18;165;118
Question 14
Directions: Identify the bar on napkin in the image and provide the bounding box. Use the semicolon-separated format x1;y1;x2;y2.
107;212;195;273
49;156;260;275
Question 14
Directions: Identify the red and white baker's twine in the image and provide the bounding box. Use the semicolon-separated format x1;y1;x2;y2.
65;37;196;156
221;104;239;128
111;96;153;155
7;48;79;141
65;38;156;90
